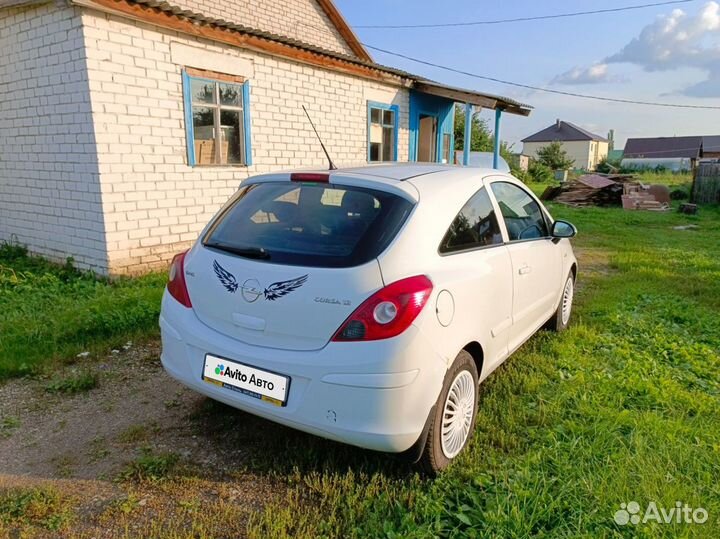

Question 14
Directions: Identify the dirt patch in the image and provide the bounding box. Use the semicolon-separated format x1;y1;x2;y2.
0;341;289;537
574;247;615;284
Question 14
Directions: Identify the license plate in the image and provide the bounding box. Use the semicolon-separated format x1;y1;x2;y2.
202;354;290;407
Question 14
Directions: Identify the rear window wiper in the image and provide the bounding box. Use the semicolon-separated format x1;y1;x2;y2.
204;242;270;260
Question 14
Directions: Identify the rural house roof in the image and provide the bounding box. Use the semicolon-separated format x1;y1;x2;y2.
623;136;703;159
522;120;606;143
702;136;720;153
68;0;532;116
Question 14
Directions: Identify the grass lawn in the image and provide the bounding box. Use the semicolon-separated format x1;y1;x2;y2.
0;244;165;379
245;201;720;538
1;194;719;537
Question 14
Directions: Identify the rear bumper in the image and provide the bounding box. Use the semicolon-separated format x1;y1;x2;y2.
159;292;446;453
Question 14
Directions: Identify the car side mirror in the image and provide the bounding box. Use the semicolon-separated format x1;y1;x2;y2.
551;220;577;239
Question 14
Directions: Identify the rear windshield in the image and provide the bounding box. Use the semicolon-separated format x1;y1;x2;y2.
203;182;414;268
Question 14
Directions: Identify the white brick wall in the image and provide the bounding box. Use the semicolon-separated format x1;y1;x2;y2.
0;3;107;272
81;10;410;274
171;0;355;57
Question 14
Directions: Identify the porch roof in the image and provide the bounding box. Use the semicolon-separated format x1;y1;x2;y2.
413;80;532;117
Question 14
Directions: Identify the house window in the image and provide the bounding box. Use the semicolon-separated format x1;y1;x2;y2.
367;102;398;162
182;69;252;166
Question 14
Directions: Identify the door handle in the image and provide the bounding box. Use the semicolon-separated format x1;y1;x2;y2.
518;265;532;275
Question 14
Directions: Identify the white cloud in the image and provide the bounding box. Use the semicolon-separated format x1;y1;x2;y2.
552;63;615;85
606;2;720;70
552;1;720;96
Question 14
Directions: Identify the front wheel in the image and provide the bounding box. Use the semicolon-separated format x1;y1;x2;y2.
546;272;575;332
420;350;478;474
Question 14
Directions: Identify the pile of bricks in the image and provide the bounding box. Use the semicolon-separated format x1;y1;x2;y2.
621;184;669;211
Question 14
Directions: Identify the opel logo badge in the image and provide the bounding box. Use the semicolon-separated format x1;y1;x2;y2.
241;278;262;303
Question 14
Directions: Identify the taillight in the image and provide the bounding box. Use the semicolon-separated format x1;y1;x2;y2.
290;172;329;183
167;250;192;308
332;275;433;341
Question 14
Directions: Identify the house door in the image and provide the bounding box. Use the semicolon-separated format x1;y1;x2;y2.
417;114;438;162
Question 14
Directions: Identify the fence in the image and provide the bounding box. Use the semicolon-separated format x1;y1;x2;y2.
692;163;720;204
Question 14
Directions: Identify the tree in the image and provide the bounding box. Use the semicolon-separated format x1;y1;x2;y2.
453;106;514;162
454;106;493;152
536;141;575;170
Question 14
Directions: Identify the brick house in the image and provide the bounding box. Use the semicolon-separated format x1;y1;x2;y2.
522;120;608;171
0;0;531;275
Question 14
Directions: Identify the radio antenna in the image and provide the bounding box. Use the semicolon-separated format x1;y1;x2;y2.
302;105;337;170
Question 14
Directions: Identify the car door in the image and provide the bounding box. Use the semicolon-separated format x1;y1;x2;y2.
436;186;513;374
488;179;563;353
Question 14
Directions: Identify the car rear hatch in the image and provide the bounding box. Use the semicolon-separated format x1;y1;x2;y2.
183;177;415;351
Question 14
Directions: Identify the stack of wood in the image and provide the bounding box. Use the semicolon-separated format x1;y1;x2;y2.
540;174;636;207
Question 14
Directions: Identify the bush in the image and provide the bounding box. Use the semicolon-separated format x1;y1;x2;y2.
670;188;689;200
511;167;532;184
596;156;621;174
528;162;554;182
536;141;575;170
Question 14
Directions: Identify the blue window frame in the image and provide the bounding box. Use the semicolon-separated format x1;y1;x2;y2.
182;70;252;166
367;101;399;162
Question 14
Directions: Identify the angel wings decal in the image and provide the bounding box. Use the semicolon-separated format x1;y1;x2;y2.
212;260;239;293
213;260;308;301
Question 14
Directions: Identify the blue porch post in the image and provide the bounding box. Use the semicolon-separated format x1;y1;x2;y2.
493;108;502;169
462;103;472;166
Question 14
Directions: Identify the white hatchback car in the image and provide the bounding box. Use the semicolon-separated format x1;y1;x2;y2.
160;164;577;472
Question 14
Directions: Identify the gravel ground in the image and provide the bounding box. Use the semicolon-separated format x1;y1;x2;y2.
0;340;290;537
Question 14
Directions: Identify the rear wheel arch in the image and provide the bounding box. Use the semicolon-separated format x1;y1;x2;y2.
462;341;484;379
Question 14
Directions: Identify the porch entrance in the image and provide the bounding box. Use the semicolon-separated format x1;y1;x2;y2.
417;114;438;162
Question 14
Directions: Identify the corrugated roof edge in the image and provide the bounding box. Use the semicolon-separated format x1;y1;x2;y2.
70;0;532;116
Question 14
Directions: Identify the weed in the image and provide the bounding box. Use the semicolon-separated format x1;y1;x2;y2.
118;424;149;444
88;436;110;462
118;450;179;482
0;487;75;531
45;370;98;394
0;416;20;438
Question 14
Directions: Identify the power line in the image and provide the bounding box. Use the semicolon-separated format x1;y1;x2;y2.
354;0;695;29
363;44;720;110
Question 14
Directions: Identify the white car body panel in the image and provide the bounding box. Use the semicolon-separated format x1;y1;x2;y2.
160;164;577;454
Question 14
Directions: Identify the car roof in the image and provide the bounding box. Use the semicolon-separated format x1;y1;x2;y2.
246;164;520;204
338;163;454;181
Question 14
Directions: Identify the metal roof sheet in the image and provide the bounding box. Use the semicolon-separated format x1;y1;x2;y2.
702;136;720;153
623;136;702;159
522;120;606;143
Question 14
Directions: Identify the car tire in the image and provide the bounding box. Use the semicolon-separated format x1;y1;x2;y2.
419;350;479;475
546;272;575;332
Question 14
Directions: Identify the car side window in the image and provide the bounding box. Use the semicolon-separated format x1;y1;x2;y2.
490;182;549;241
439;187;503;253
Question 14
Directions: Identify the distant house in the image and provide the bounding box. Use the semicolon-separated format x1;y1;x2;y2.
0;0;531;275
702;136;720;159
622;136;703;171
521;120;608;171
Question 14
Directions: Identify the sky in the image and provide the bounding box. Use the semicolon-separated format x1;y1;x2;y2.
334;0;720;152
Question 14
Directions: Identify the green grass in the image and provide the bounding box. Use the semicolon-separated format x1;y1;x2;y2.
630;170;693;189
0;416;20;438
0;487;75;533
45;369;98;394
245;203;720;538
0;243;165;380
118;450;180;482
